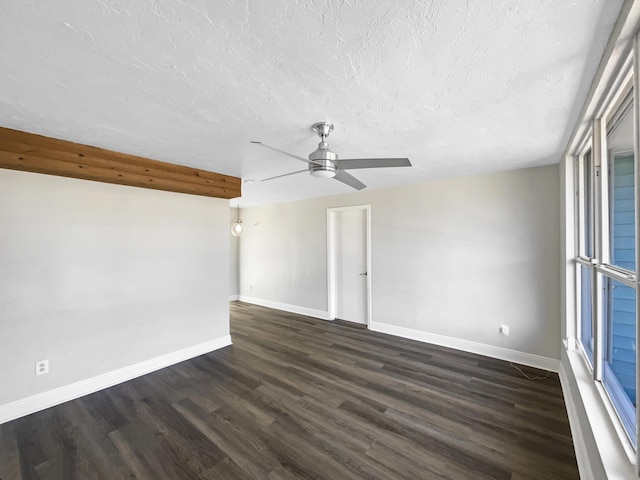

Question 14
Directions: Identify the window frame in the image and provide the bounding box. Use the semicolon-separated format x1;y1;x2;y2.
573;57;638;456
576;141;595;261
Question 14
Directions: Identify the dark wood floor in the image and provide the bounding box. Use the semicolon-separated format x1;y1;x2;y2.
0;302;579;479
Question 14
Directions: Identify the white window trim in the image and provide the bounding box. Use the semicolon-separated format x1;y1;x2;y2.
563;348;636;475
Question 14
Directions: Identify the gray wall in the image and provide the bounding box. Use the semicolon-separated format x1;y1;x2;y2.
239;164;560;359
0;169;230;406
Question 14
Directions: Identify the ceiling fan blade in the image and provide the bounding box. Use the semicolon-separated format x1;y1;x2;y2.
250;141;314;165
334;158;412;170
261;169;308;182
334;170;366;190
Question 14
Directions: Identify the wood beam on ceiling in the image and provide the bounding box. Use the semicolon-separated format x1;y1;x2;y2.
0;127;241;199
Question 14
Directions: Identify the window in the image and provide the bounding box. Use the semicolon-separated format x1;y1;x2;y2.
602;86;636;444
575;70;637;448
579;148;595;259
579;264;594;365
602;278;636;437
577;144;595;366
608;92;635;271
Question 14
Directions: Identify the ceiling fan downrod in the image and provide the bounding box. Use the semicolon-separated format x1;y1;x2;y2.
312;121;334;141
309;121;338;178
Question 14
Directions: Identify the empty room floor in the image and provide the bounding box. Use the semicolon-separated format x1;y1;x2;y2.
0;302;579;479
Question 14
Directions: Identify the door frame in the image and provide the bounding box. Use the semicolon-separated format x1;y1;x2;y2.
327;204;372;326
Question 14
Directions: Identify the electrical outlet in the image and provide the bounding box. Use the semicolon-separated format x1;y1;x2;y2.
35;359;49;376
499;325;510;336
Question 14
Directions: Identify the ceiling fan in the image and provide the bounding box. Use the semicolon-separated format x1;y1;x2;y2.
250;121;411;191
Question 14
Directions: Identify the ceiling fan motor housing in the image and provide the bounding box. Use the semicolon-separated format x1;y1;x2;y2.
309;140;338;177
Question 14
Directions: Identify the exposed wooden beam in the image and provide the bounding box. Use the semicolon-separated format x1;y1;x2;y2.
0;127;242;199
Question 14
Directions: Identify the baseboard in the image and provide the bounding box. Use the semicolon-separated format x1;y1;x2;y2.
229;294;240;301
237;295;332;320
369;321;559;372
558;358;594;480
0;335;232;425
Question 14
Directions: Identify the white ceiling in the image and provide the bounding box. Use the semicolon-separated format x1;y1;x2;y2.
0;0;625;206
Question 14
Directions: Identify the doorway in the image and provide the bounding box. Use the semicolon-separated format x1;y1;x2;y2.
327;205;371;326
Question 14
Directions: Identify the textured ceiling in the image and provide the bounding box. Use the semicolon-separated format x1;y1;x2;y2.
0;0;624;206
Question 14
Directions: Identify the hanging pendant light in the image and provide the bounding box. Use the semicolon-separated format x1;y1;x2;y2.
231;205;244;236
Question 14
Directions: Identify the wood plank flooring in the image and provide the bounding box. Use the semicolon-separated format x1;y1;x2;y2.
0;302;579;479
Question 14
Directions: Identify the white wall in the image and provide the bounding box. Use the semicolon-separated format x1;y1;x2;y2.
240;200;330;312
0;169;230;409
239;164;560;362
230;208;240;299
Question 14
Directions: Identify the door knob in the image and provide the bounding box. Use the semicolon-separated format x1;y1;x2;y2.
360;272;367;276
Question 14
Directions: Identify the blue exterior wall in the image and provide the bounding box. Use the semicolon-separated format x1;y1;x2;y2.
611;155;636;404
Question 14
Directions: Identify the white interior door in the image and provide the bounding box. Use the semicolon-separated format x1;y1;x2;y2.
334;208;368;324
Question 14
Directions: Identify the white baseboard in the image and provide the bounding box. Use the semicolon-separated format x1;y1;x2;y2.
237;295;332;321
229;294;240;301
369;321;559;372
0;335;232;425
